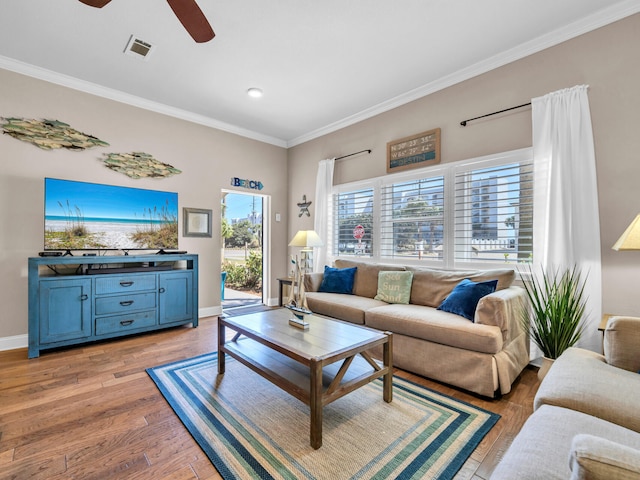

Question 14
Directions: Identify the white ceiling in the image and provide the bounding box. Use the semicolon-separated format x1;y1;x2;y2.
0;0;638;147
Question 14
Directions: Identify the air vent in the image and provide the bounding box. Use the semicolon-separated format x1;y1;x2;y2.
124;35;155;60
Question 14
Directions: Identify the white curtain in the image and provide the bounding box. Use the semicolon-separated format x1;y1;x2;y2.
532;84;602;354
313;158;335;272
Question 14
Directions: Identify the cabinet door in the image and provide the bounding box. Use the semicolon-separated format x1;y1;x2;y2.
39;278;92;344
158;271;193;324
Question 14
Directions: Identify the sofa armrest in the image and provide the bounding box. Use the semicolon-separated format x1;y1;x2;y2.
475;286;527;341
570;434;640;480
605;316;640;372
303;272;324;293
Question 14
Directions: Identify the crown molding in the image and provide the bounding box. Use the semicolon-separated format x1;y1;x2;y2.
287;0;640;147
1;0;637;150
0;55;288;148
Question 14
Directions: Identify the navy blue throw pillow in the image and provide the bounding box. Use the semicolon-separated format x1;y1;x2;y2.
437;279;498;321
318;266;357;294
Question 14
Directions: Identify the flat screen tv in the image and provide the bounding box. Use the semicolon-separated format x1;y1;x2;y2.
44;178;179;252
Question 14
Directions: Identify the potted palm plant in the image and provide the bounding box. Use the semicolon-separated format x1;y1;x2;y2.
519;265;588;380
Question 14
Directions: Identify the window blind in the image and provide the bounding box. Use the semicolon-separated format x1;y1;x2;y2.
453;161;534;264
332;187;374;257
379;176;445;260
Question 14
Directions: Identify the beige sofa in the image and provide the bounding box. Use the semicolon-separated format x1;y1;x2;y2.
491;316;640;479
304;259;530;397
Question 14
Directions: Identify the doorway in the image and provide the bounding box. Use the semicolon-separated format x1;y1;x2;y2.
221;191;265;310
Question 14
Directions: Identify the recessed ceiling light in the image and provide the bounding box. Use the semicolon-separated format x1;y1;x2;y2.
247;88;263;98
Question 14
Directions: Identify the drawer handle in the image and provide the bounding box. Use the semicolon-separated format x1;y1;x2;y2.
159;287;166;294
80;294;89;301
119;300;134;306
120;281;134;287
120;320;135;326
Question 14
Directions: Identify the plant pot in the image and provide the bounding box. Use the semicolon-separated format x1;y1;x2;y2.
538;357;555;381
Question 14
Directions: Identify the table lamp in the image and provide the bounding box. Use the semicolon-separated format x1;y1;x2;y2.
612;214;640;251
288;230;323;274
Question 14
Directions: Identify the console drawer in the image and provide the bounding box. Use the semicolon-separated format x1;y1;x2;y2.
95;292;156;315
95;274;156;295
95;310;157;336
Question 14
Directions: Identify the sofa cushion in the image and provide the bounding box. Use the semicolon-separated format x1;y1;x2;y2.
305;292;387;325
570;434;640;480
365;304;503;354
374;271;413;304
490;405;640;480
318;266;357;294
437;279;498;321
534;347;640;434
604;316;640;373
334;259;405;298
407;266;515;307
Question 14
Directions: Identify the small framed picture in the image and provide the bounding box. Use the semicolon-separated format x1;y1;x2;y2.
183;207;212;238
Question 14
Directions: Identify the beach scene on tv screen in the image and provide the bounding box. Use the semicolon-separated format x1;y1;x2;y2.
44;178;179;250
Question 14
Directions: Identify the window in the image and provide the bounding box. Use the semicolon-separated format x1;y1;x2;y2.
453;157;533;265
333;187;374;257
329;148;534;269
379;175;445;259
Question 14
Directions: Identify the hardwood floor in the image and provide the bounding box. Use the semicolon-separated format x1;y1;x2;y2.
0;315;540;479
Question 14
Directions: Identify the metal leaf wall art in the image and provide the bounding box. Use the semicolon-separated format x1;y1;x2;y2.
1;117;109;150
101;152;182;179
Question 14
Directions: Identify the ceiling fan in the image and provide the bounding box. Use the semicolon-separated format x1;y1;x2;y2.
78;0;215;43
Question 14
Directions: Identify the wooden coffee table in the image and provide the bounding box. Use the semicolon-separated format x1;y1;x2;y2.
217;308;393;449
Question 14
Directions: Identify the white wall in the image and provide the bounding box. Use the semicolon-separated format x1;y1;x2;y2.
288;14;640;346
0;68;288;346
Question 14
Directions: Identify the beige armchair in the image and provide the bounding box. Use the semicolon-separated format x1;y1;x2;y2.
603;315;640;372
534;316;640;433
491;315;640;480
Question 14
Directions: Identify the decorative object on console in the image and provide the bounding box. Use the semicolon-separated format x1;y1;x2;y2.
296;194;312;217
101;152;182;179
183;207;212;238
288;230;323;274
1;117;109;150
519;264;588;379
612;213;640;250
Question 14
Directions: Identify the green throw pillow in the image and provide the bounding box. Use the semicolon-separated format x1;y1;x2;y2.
374;271;414;304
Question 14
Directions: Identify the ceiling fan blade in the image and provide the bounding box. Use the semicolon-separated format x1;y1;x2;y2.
78;0;112;7
166;0;215;43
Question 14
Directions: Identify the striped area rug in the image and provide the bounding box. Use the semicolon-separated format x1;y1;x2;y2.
147;353;500;480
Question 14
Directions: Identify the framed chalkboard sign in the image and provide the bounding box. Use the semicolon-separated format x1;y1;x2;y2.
387;128;440;173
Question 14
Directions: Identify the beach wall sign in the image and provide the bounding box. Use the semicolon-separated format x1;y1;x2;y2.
387;128;440;173
231;177;264;190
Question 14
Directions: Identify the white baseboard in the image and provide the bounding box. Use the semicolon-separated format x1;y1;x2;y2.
0;334;28;352
0;309;223;353
199;305;222;318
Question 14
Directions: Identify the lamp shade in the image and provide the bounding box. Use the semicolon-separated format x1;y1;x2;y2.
612;214;640;251
288;230;323;248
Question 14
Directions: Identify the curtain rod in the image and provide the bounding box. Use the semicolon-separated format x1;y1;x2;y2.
335;149;372;161
460;102;531;127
